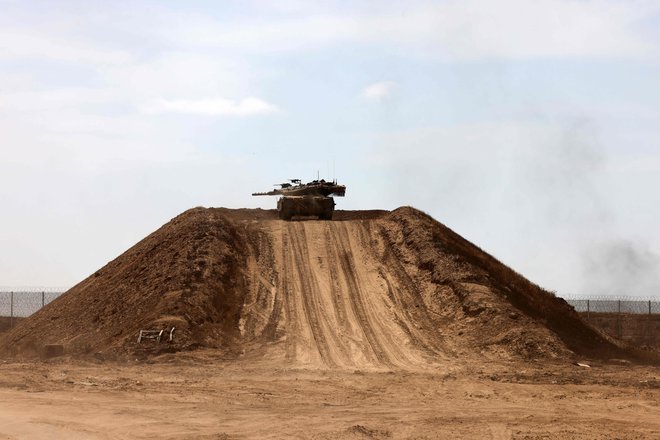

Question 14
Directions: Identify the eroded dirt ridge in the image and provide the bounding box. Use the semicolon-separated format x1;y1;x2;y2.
0;207;640;365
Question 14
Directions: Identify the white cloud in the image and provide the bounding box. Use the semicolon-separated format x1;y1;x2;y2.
0;0;655;80
361;81;396;101
0;28;131;65
152;0;658;60
101;53;254;101
142;97;279;117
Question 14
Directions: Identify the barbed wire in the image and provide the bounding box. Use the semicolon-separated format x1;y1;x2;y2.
0;287;69;293
561;295;660;301
565;299;659;314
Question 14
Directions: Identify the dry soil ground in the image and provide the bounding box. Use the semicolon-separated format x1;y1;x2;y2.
0;355;658;439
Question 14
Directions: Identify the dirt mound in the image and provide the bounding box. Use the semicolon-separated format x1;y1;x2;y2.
0;317;22;334
0;206;648;365
0;208;249;357
379;207;632;360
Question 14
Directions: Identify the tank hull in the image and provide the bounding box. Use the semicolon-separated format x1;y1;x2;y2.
277;196;335;220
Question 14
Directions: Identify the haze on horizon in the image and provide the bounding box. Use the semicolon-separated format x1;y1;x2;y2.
1;0;660;298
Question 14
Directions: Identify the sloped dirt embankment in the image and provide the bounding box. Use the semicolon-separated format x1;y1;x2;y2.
0;208;249;357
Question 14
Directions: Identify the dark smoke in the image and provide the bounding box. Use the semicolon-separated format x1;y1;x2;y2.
521;119;660;297
517;118;610;226
581;240;660;297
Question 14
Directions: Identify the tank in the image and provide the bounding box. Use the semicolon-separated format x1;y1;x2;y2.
252;178;346;220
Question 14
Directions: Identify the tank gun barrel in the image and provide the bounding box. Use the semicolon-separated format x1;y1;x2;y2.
252;190;282;196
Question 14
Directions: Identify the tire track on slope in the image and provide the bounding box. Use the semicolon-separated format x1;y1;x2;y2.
300;224;354;366
287;222;337;368
241;227;278;340
329;221;394;368
280;225;298;362
345;221;425;367
240;256;272;341
323;225;349;326
256;226;283;343
374;223;453;358
352;221;431;353
322;223;371;366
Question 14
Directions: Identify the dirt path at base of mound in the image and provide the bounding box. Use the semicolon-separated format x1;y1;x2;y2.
0;359;658;440
239;220;448;370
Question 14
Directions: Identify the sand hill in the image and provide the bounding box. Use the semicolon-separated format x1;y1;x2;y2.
0;207;636;366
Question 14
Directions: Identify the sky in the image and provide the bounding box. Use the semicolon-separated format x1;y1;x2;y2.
1;0;660;298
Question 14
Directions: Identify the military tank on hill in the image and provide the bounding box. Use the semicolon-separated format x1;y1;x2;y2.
252;178;346;220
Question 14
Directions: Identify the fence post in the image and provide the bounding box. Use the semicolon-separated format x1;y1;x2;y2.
10;291;13;329
42;291;45;308
617;299;622;339
587;299;590;322
650;300;653;346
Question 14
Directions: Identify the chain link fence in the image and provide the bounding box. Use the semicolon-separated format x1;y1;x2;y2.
565;297;660;347
566;298;660;314
0;290;65;330
1;291;658;348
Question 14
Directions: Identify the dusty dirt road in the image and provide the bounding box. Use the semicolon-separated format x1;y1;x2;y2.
0;356;658;439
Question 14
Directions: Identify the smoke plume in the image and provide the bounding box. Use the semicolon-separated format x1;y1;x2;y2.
581;240;660;297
